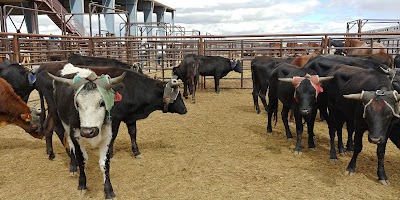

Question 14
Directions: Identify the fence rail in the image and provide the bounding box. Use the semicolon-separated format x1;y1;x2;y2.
1;32;400;89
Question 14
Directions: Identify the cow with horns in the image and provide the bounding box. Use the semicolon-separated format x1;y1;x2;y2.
267;63;333;155
36;62;187;175
48;65;125;199
325;65;400;184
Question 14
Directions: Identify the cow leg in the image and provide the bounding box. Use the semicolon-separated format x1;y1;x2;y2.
281;106;293;139
109;120;122;158
266;96;277;133
99;125;115;199
346;121;355;152
44;113;56;160
252;83;261;114
335;117;347;156
126;121;141;158
306;109;317;149
346;129;365;175
183;82;189;99
72;138;87;194
259;87;268;113
191;76;196;103
327;105;338;160
294;110;303;155
377;140;389;184
214;77;220;94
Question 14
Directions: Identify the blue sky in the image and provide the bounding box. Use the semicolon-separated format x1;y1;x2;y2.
5;0;400;36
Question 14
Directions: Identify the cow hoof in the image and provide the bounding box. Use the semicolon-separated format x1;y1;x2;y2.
78;189;87;196
309;148;316;151
379;180;390;186
192;100;196;104
339;151;347;156
257;110;261;114
135;154;144;159
48;153;55;160
70;171;77;177
184;96;188;99
344;170;355;176
287;138;293;141
294;151;302;156
330;158;338;163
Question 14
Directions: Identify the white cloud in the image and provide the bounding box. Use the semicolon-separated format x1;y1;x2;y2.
5;0;400;36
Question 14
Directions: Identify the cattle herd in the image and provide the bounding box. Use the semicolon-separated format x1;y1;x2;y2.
1;38;400;199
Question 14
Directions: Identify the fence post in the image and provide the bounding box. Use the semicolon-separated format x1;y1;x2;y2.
323;35;328;55
88;38;94;56
198;37;205;89
12;34;19;63
279;39;283;58
240;39;244;88
370;38;373;54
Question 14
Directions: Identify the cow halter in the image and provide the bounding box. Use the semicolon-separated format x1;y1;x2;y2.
360;90;400;118
292;74;324;102
73;73;121;120
163;75;182;113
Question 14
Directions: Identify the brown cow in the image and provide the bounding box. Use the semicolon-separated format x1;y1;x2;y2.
290;53;318;67
0;78;40;138
344;39;387;55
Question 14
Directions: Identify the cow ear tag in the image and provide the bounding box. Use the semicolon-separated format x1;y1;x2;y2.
114;91;122;102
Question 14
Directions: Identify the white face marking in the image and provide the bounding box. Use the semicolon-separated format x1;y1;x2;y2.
75;87;106;130
60;63;93;78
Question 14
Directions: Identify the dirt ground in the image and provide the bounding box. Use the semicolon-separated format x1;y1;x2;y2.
1;87;400;200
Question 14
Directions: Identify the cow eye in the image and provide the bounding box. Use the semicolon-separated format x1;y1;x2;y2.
100;101;105;107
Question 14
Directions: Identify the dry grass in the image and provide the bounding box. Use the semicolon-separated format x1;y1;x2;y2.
1;87;400;199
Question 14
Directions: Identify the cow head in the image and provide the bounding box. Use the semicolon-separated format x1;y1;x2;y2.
279;74;333;115
344;90;400;144
230;58;243;73
163;75;187;114
48;72;125;138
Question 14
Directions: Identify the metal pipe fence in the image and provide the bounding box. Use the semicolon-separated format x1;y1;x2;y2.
1;32;400;89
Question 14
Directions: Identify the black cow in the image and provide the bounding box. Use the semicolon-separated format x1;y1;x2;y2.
267;63;333;154
0;61;36;102
328;39;345;55
304;55;390;74
394;54;400;68
68;53;143;73
36;63;187;170
325;65;400;184
172;54;199;103
304;55;397;154
251;56;295;114
173;54;242;102
49;69;125;199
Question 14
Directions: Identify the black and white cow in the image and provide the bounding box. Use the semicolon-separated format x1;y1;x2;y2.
48;65;125;199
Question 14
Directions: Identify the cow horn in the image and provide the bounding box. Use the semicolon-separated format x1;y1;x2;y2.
380;67;390;74
278;78;293;83
47;72;73;85
343;91;364;100
318;76;334;82
109;72;126;85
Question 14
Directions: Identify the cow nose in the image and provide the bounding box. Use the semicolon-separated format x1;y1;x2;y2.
369;137;382;144
80;127;99;138
300;109;309;115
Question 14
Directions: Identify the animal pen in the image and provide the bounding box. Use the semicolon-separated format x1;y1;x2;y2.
1;32;400;89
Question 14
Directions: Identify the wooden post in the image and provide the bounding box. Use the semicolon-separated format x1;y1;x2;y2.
12;35;19;63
